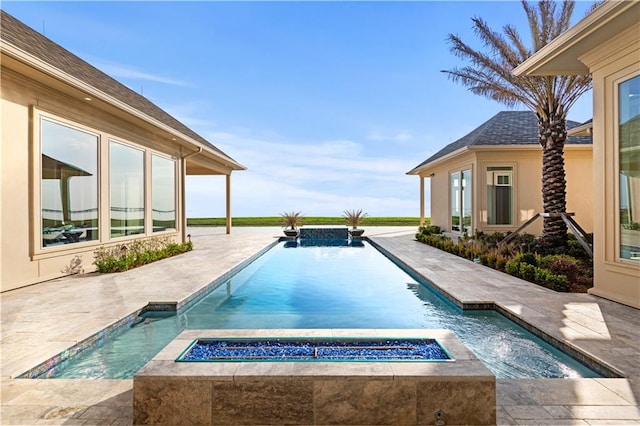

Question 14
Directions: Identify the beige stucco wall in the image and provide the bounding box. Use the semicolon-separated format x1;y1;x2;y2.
419;146;593;237
1;66;185;292
420;151;475;233
581;22;640;308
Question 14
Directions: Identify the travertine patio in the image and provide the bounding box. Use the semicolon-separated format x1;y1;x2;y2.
1;227;639;425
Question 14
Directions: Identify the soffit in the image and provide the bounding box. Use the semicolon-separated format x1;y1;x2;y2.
513;1;640;76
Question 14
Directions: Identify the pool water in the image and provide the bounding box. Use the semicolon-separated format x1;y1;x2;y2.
44;239;601;379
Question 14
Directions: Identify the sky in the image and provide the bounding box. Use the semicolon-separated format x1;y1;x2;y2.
2;1;596;218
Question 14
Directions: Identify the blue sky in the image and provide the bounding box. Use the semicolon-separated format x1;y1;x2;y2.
3;1;595;217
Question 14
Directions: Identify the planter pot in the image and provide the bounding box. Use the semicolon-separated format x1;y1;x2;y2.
349;229;365;237
283;229;299;238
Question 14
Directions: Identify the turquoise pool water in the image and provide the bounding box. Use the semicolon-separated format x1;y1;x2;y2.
43;239;600;379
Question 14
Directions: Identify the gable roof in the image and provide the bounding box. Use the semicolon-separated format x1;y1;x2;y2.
407;111;592;174
0;10;244;171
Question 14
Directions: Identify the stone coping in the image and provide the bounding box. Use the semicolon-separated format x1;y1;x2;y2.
136;329;493;379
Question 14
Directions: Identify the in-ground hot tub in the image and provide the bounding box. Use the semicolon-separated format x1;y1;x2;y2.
177;337;454;362
133;329;496;425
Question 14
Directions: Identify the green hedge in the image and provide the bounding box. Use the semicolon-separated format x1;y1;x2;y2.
415;228;588;292
188;216;424;227
93;237;193;273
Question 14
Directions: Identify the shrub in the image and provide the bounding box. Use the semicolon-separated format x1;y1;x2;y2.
93;237;193;273
414;229;591;293
520;252;538;267
534;268;570;291
416;225;442;241
519;263;536;281
495;255;508;272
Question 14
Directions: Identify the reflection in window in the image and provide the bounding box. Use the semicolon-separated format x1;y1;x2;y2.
487;166;513;225
110;141;144;237
152;155;176;232
41;119;98;248
619;75;640;261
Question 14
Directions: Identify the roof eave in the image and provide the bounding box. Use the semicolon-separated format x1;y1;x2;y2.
567;121;593;137
406;146;469;175
513;0;639;76
1;40;245;171
407;142;592;175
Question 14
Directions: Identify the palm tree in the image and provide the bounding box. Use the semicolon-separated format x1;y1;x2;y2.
442;0;594;247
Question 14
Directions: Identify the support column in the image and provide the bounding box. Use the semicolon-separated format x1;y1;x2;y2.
226;174;231;235
420;175;425;227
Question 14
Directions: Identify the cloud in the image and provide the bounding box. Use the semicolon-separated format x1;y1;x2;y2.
367;131;413;142
95;61;190;87
186;130;423;218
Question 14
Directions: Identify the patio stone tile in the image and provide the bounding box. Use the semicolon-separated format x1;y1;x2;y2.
0;405;52;422
595;378;640;405
33;419;88;425
517;420;589;425
563;405;640;420
78;404;132;421
497;379;632;406
497;406;518;425
504;405;554;420
544;405;577;419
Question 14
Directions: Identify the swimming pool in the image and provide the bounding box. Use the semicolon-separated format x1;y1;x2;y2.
39;238;600;379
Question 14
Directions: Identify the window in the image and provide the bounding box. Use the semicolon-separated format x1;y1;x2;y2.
619;75;640;261
486;166;513;225
152;155;176;232
451;170;471;233
110;141;145;237
41;118;98;248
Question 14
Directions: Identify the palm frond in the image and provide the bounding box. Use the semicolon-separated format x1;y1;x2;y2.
443;0;593;122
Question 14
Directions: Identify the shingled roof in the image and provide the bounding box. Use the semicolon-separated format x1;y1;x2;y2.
0;10;240;167
408;111;592;174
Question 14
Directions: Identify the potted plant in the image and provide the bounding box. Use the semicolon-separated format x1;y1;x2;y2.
343;209;368;237
281;211;303;237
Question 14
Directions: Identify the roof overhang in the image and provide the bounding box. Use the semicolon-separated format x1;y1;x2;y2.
407;143;592;176
567;121;594;137
1;40;246;174
513;0;640;76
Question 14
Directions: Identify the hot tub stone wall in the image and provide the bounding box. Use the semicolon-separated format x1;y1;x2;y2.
133;329;496;425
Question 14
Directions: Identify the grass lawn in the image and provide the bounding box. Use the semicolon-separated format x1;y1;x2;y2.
187;217;425;227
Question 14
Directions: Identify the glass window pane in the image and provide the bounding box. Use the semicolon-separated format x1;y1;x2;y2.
462;170;472;233
487;166;513;225
110;141;145;238
152;155;176;232
619;75;640;261
41;118;98;248
451;173;460;232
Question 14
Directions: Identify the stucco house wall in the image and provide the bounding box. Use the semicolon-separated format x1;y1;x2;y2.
409;111;593;237
1;11;244;292
513;0;640;308
2;68;181;290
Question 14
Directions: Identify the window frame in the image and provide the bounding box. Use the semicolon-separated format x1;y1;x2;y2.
108;138;147;239
30;107;180;259
483;164;516;228
151;152;178;234
32;109;102;257
615;71;640;264
449;168;473;234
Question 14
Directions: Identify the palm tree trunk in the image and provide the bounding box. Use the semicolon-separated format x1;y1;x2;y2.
538;113;568;247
